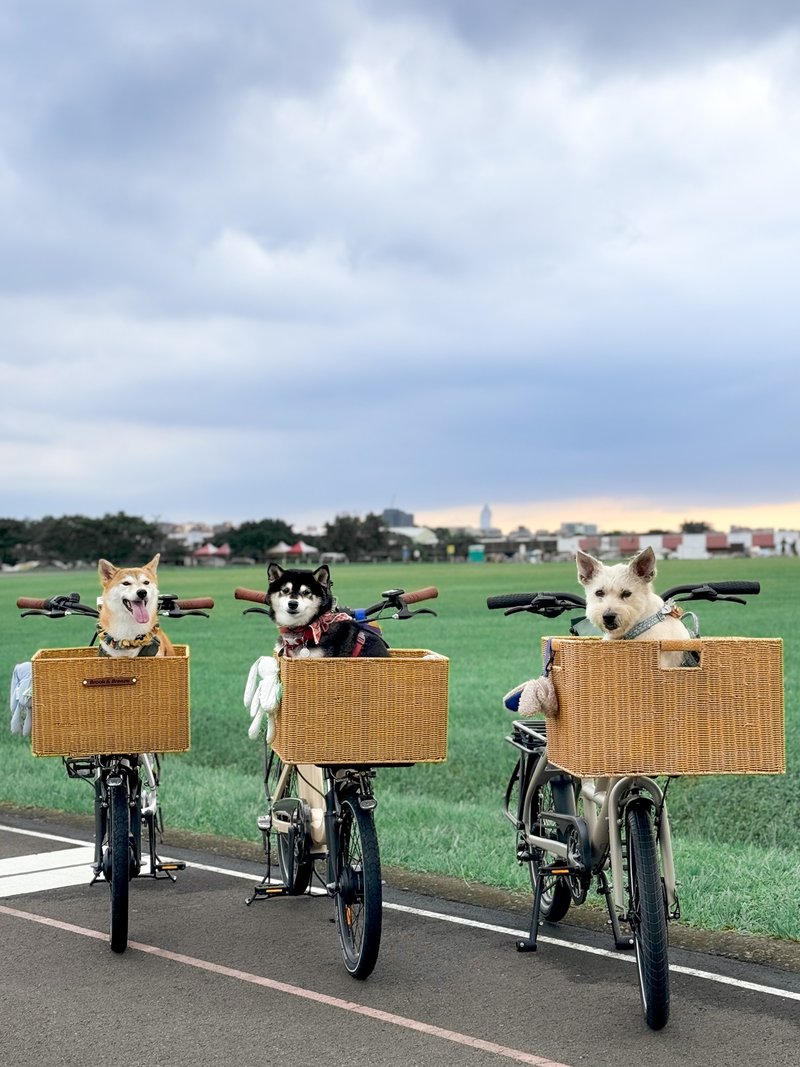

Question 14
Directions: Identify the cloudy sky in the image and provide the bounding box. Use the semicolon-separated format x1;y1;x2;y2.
2;1;799;536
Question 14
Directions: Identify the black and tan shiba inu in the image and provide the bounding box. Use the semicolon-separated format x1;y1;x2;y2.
266;563;389;659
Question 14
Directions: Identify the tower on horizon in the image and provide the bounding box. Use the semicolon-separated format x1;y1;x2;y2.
480;504;492;531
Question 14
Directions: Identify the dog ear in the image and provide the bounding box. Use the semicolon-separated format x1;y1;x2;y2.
629;546;657;584
98;559;117;583
576;550;600;586
267;563;284;584
313;565;331;590
145;553;160;572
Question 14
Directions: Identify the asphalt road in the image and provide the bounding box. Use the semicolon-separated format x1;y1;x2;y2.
1;810;798;1067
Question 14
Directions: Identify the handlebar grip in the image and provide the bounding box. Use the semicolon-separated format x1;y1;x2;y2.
176;598;215;610
17;597;48;610
486;593;536;610
401;586;439;605
234;587;268;605
704;581;761;595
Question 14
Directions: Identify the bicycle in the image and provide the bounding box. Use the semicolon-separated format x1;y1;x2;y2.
488;577;763;1031
234;583;444;979
17;589;214;953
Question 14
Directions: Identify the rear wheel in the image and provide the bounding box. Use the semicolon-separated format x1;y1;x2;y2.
108;780;130;954
266;756;313;895
625;801;670;1030
333;795;382;979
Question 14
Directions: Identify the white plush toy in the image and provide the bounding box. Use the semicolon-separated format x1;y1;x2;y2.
243;656;282;742
503;674;559;719
9;661;33;736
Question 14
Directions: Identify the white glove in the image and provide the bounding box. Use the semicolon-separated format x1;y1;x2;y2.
10;661;33;736
243;657;281;742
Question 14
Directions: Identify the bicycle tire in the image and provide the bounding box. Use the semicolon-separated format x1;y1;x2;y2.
522;763;572;923
266;757;313;895
625;801;670;1030
108;780;130;954
333;795;382;979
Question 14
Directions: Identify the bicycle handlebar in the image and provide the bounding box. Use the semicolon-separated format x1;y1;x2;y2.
18;593;214;616
659;580;760;601
488;579;761;618
234;585;439;618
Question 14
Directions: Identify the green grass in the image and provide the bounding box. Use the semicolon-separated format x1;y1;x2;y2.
1;558;798;941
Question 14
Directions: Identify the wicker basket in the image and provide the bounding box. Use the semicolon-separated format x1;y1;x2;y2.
272;649;449;764
31;645;190;757
545;637;784;777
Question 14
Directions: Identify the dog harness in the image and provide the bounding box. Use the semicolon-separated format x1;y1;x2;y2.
97;627;162;656
278;612;382;659
278;611;354;659
621;602;699;665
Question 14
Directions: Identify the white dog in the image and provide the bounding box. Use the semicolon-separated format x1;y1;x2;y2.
576;547;696;667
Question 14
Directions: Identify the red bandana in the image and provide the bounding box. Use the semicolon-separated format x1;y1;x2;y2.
279;610;352;658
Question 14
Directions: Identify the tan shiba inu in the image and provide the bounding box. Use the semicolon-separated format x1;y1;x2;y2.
576;547;696;668
96;554;174;658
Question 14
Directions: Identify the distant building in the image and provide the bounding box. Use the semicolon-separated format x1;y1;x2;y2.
382;508;414;527
560;522;598;537
480;504;492;531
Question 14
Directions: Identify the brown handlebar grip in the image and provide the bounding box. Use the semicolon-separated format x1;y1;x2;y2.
176;598;215;610
234;587;268;604
17;598;48;610
401;586;439;605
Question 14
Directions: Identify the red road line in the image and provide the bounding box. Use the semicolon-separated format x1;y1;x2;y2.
0;903;570;1067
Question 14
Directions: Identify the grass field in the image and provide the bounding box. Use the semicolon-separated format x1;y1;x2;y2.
2;557;798;941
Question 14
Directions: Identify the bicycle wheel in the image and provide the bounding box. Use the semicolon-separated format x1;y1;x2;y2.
524;772;573;923
266;756;313;895
625;801;670;1030
333;795;382;979
108;779;130;953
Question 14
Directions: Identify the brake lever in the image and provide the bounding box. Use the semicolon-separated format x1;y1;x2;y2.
161;609;211;618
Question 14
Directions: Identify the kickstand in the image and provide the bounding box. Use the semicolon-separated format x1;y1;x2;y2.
597;871;634;950
517;867;547;952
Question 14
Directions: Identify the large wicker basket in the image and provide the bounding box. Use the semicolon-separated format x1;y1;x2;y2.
545;637;784;777
272;649;449;764
31;645;190;757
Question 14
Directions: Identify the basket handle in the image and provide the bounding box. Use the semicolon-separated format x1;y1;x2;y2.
83;677;138;688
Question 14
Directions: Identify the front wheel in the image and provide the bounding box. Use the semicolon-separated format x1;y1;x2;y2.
625;801;670;1030
333;795;382;979
108;780;131;953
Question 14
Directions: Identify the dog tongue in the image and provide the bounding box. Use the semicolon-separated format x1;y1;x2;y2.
131;600;151;625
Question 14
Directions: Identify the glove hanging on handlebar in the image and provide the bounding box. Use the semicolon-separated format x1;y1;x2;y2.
243;656;282;742
9;661;33;737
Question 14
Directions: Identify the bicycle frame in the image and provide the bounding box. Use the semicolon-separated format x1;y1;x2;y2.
507;722;678;934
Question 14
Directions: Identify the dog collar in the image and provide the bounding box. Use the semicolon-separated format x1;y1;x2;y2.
97;627;161;655
621;602;683;641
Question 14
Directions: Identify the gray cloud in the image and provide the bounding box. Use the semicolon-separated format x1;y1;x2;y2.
1;1;799;529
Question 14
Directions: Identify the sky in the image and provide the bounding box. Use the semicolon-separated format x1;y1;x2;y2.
2;1;800;537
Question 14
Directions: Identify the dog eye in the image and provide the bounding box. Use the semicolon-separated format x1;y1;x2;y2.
595;590;604;599
621;590;632;599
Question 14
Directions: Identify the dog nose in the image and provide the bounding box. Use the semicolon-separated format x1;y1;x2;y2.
287;599;298;611
136;589;148;601
602;612;619;630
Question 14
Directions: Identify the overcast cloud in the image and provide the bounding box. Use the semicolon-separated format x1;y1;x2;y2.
2;1;799;534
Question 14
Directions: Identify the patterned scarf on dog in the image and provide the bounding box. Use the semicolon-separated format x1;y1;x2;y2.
278;611;353;658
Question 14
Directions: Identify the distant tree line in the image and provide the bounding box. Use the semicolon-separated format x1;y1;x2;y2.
0;511;403;566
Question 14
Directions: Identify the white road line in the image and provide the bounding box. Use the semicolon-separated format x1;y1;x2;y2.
3;822;798;1003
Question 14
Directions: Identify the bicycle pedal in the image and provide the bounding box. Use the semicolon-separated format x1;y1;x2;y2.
155;860;186;873
256;815;272;832
248;883;288;901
